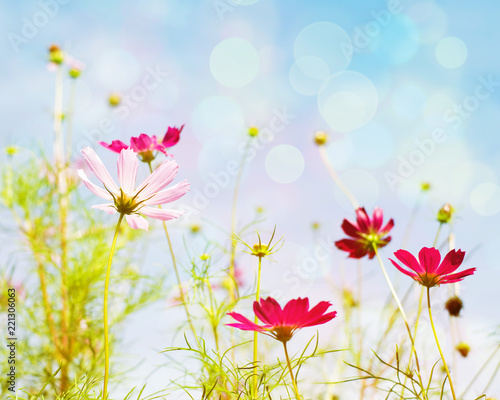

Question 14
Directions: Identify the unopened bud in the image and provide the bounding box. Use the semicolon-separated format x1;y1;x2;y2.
445;296;463;317
314;130;328;145
421;182;431;191
437;203;454;224
108;93;121;107
311;221;320;230
248;126;259;137
200;253;210;261
48;44;64;65
69;68;81;79
190;224;201;234
5;146;18;156
456;342;470;357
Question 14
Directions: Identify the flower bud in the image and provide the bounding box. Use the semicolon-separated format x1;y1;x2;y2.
48;44;64;65
342;288;358;308
248;126;259;137
437;203;454;224
456;342;470;357
421;182;431;191
311;221;320;230
314;130;328;145
5;146;18;156
200;253;210;261
69;68;81;79
190;224;201;234
445;296;463;317
108;93;121;107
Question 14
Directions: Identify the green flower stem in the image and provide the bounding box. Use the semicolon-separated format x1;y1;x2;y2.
103;213;124;399
283;341;301;400
426;287;457;400
373;245;427;400
147;162;196;339
53;63;71;392
229;137;253;303
402;221;443;397
253;256;263;396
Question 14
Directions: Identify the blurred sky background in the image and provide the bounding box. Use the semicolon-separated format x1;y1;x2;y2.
1;0;500;398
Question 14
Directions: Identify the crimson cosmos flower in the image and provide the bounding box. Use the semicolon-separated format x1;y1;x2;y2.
99;125;184;163
389;247;476;288
335;207;394;259
227;297;337;343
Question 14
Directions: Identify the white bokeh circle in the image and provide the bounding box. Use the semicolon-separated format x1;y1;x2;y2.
318;71;378;133
436;37;468;69
470;182;500;216
294;22;352;75
265;145;305;184
209;38;260;88
289;56;330;96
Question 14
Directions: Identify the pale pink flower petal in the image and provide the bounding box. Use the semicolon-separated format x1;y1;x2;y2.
78;169;112;200
134;159;178;199
144;180;190;206
117;148;138;194
125;214;149;230
92;204;117;214
82;147;119;193
140;206;184;221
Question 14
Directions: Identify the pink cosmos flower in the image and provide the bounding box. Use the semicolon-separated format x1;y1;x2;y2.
335;207;394;259
78;146;189;231
389;247;476;288
99;126;184;163
227;297;337;343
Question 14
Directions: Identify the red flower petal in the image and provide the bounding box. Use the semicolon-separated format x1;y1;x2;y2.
393;249;424;274
162;125;184;147
439;267;476;284
341;219;362;238
436;249;465;275
418;247;441;274
99;140;129;153
372;207;384;231
282;298;309;326
355;207;370;233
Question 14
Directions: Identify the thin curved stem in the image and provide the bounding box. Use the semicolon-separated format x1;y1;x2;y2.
253;256;263;396
103;214;124;399
373;245;426;400
427;287;457;400
229;138;253;303
147;162;196;339
460;344;499;398
318;145;359;210
283;341;301;400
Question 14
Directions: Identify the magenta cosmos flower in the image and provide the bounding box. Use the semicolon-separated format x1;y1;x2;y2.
390;247;476;288
227;297;337;343
99;125;184;163
78;147;189;230
335;207;394;259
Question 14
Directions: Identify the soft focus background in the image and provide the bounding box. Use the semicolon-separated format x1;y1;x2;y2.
1;0;499;398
